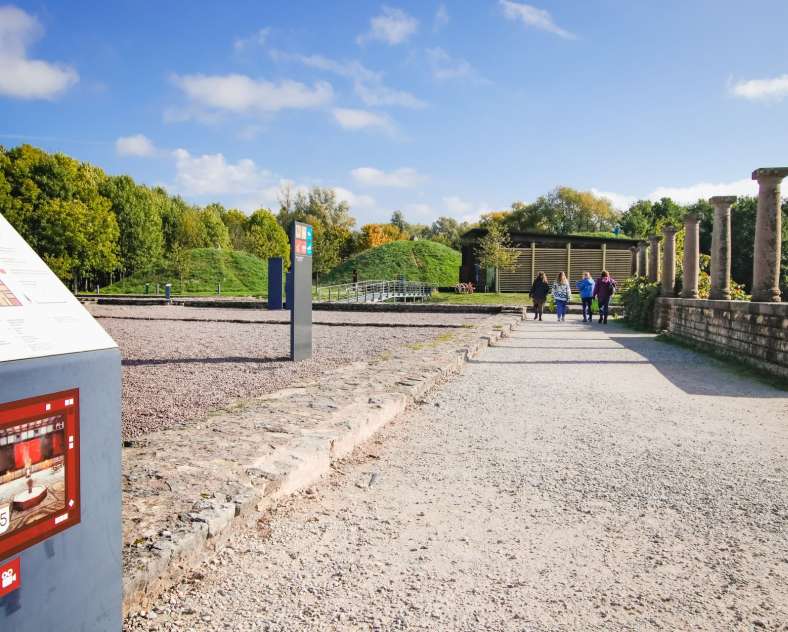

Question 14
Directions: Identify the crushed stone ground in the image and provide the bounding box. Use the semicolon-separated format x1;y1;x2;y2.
87;305;486;439
125;319;788;631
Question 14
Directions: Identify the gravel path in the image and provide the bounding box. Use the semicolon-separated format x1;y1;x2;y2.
125;319;788;631
90;305;486;439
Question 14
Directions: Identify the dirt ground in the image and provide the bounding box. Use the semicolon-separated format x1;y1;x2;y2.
125;319;788;631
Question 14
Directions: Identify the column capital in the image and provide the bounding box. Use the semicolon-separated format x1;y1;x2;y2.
662;225;678;236
647;234;662;243
709;195;737;208
752;167;788;181
683;213;700;225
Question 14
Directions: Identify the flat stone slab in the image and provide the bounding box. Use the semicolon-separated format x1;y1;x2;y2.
121;312;522;614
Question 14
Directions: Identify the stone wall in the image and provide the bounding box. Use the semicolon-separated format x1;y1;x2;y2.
655;297;788;379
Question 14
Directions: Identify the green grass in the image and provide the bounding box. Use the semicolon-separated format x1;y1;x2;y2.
103;248;272;296
322;240;460;286
428;292;532;305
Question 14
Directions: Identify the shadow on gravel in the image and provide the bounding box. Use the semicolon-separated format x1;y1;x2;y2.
608;334;787;398
123;356;290;367
469;359;650;365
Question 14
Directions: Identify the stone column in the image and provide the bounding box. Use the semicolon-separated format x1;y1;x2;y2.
661;226;678;296
681;214;700;299
751;167;788;302
647;235;661;283
637;242;649;278
630;246;638;276
709;195;737;300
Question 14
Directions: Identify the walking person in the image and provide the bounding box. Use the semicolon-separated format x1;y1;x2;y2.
576;271;595;323
529;271;550;321
552;271;571;322
593;270;616;324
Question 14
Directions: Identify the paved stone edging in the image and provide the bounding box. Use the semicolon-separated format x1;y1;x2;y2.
121;312;523;615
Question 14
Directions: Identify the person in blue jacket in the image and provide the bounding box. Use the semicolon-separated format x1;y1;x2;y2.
576;271;595;323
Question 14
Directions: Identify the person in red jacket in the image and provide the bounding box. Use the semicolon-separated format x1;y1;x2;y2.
592;270;616;324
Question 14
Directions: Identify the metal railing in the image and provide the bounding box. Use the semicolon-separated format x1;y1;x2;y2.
314;279;432;303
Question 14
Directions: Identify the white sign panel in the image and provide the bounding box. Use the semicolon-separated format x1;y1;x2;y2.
0;213;117;362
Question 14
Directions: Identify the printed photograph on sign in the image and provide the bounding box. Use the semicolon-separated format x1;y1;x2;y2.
0;270;22;307
0;390;80;559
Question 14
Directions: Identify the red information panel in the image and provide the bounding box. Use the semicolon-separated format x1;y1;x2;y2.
0;390;80;560
0;557;20;597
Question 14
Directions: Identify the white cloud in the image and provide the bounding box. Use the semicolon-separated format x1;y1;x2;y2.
499;0;575;39
730;74;788;102
443;195;473;215
351;166;426;188
590;188;638;211
333;186;376;210
172;148;272;196
648;178;757;204
116;134;156;157
172;73;333;114
332;108;395;134
0;5;78;99
358;6;418;46
426;47;484;82
271;50;426;109
233;28;270;52
592;178;758;210
406;202;433;216
434;4;449;31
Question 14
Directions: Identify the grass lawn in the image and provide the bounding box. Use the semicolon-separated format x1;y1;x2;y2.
428;292;533;305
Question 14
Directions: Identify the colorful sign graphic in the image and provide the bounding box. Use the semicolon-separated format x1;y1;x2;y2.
293;223;313;259
0;390;80;560
0;557;20;597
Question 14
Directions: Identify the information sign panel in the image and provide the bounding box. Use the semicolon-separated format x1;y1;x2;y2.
0;214;116;362
0;389;80;560
290;222;312;361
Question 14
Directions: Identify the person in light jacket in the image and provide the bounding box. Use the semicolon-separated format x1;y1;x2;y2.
576;271;595;323
552;271;571;322
593;270;616;324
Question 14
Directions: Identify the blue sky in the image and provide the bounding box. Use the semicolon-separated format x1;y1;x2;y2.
1;0;787;225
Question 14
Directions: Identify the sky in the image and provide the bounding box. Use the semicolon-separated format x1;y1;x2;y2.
1;0;787;226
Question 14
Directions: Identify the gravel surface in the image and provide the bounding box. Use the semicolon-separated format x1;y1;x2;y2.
124;320;788;631
90;305;485;439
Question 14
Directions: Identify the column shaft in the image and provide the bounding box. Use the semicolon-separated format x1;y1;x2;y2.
681;215;700;299
751;168;788;302
637;242;649;278
662;227;677;296
709;196;736;300
647;235;661;283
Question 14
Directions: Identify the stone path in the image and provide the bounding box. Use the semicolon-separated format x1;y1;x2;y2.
125;319;788;632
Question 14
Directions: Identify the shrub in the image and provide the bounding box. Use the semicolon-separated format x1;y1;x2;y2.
620;276;661;330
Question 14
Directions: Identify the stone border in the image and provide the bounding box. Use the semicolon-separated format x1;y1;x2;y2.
121;311;523;615
80;295;522;314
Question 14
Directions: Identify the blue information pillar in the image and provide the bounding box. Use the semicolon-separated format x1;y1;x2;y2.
267;257;284;310
289;222;313;361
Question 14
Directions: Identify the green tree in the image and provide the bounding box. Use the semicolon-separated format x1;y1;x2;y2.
428;216;462;249
220;207;248;250
100;175;163;275
245;209;290;264
619;200;653;238
199;204;231;249
277;185;355;231
476;223;517;292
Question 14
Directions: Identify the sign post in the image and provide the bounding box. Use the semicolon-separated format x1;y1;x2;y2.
0;213;122;631
289;222;313;361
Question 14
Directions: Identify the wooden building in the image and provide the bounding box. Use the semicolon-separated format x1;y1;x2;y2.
460;229;640;292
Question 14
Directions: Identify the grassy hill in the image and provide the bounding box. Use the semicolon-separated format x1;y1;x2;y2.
322;240;460;286
104;248;270;295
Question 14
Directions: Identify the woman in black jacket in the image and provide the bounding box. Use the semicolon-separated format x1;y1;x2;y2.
530;271;551;321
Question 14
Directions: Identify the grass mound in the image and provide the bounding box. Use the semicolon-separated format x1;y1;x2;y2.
323;240;460;286
104;248;269;295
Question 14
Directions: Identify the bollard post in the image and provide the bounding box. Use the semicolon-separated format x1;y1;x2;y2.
144;283;149;295
164;283;172;303
217;283;221;295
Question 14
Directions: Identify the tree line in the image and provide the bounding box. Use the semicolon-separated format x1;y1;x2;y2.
1;144;784;292
0;145;472;288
